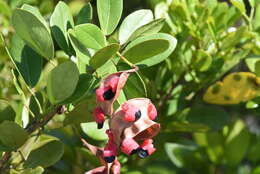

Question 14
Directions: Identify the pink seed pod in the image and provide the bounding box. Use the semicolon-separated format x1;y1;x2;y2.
109;98;160;149
95;68;137;117
93;107;105;129
140;139;156;155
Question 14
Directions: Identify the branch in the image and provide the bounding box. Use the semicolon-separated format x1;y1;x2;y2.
0;105;65;172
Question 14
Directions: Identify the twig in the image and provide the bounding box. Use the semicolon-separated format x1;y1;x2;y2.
116;52;136;68
0;105;65;172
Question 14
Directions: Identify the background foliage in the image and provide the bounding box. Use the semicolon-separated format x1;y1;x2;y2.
1;0;260;174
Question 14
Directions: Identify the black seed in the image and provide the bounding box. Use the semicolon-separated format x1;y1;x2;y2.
104;156;115;163
97;122;104;129
130;148;139;155
137;148;149;159
103;89;115;100
135;110;142;121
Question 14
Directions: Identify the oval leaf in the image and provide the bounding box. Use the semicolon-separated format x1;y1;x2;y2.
97;0;123;35
12;9;54;59
90;43;119;69
0;121;28;150
81;121;109;141
76;3;93;25
25;140;64;168
50;1;74;55
47;61;79;104
123;33;177;67
119;9;153;44
127;18;165;43
74;24;106;50
8;34;42;88
0;100;16;124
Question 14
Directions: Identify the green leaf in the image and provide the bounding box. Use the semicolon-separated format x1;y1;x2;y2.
21;167;44;174
8;34;42;88
61;73;98;104
249;0;255;8
245;57;260;72
12;8;54;59
225;120;250;166
127;18;165;43
123;39;169;63
21;4;50;33
165;143;197;168
119;9;154;44
68;29;91;64
253;4;260;29
97;0;123;35
186;105;229;131
0;100;16;124
74;24;106;50
64;97;96;126
90;43;119;69
255;60;260;76
0;121;28;150
81;120;109;141
24;139;64;168
0;0;11;17
230;0;246;14
50;1;74;55
193;49;212;72
123;33;177;67
76;3;93;25
47;61;79;104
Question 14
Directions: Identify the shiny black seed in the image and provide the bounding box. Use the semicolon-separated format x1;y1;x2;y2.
104;156;115;163
97;122;104;129
130;148;139;155
138;149;149;159
103;89;115;100
135;110;141;121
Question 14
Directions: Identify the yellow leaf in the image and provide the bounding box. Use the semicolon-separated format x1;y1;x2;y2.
203;72;260;105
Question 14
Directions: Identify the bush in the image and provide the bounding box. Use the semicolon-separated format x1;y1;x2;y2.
1;0;260;173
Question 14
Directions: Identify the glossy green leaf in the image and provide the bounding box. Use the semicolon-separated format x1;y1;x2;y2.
61;73;98;104
21;167;44;174
12;9;54;59
90;43;119;69
0;121;28;150
123;33;177;67
119;9;153;44
0;0;11;17
0;100;16;124
74;24;106;50
21;4;49;33
127;18;165;43
186;105;229;131
76;3;92;25
81;120;109;141
230;0;246;14
68;29;91;64
253;4;260;29
193;50;212;72
225;120;250;166
123;39;169;63
25;140;64;168
255;60;260;76
165;143;197;168
50;1;74;54
64;97;96;126
8;34;42;88
47;61;79;104
245;57;260;72
97;0;123;35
